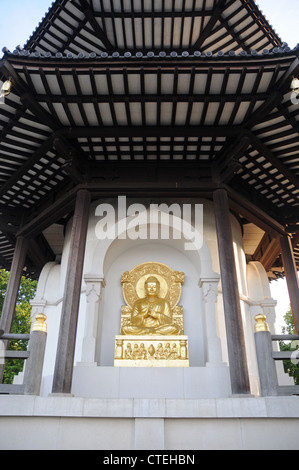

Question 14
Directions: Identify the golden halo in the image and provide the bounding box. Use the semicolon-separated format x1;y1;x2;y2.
121;262;183;310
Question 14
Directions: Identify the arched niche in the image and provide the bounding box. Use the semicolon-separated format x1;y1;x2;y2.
86;207;220;367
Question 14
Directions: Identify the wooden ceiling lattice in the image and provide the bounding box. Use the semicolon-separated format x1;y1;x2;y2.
24;0;281;56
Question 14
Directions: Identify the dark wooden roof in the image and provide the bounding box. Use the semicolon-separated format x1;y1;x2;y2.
24;0;282;56
0;0;298;278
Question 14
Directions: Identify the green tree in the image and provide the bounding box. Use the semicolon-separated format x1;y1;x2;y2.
280;308;299;386
0;269;37;384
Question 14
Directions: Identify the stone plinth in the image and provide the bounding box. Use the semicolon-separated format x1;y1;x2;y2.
114;335;189;367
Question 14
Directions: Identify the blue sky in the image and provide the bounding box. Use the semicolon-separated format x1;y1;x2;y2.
0;0;52;51
0;0;297;51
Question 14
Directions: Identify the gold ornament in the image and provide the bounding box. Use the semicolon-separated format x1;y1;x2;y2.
254;314;270;333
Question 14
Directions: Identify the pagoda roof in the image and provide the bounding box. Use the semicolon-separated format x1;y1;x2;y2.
23;0;282;57
0;1;298;278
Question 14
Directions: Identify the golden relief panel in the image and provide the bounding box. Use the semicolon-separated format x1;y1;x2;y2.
114;262;189;367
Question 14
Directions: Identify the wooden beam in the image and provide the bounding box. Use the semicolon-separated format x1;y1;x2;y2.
0;60;59;131
27;237;55;273
53;136;90;184
20;93;59;130
276;55;299;93
17;187;78;238
192;0;228;50
292;233;299;249
52;190;91;394
280;234;299;333
61;125;239;139
225;185;286;237
35;92;271;104
243;55;299;131
0;135;55;199
245;131;299;190
212;134;251;183
78;0;114;51
213;189;251;395
253;235;281;273
0;219;18;233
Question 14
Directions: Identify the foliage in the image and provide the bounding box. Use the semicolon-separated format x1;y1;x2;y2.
279;308;299;386
0;269;37;384
0;269;9;313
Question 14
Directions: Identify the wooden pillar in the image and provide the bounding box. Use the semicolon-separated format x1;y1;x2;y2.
0;236;28;335
213;189;251;395
280;234;299;333
52;190;91;395
0;237;28;382
254;315;278;397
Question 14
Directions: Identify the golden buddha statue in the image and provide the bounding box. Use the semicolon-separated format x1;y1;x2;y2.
114;262;189;367
121;276;181;336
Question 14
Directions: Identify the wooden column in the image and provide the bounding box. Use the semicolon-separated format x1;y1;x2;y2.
0;236;28;381
213;189;251;395
52;190;91;394
0;237;28;333
280;234;299;333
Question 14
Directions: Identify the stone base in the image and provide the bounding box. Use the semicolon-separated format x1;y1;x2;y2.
1;396;299;450
71;364;231;399
114;335;189;367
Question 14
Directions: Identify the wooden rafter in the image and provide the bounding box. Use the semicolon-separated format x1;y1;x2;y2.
23;0;282;55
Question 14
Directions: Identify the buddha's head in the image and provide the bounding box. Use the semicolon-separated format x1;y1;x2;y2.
144;276;160;297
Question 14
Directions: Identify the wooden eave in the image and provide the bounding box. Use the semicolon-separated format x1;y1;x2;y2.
21;0;282;58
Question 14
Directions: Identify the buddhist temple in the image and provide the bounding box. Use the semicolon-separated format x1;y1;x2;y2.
0;0;298;450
